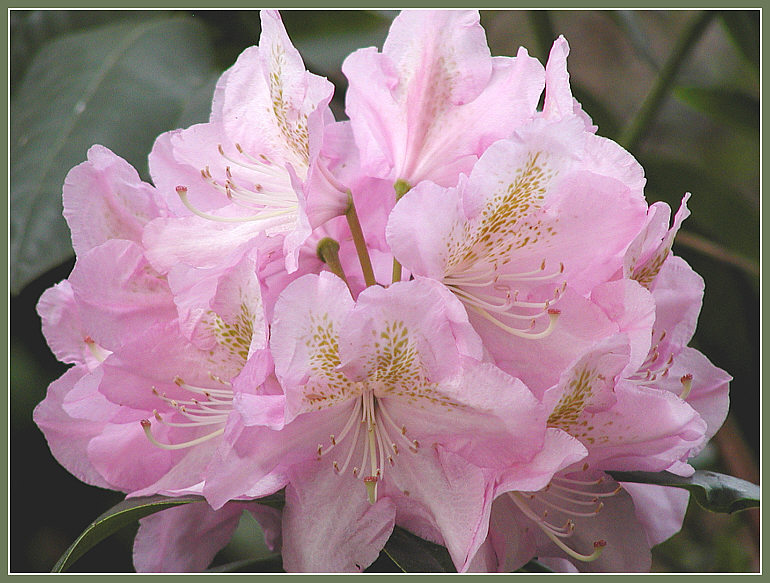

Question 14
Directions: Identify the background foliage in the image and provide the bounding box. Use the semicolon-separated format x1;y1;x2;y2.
9;9;759;572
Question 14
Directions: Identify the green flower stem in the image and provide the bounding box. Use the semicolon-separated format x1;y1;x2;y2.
345;192;377;287
618;10;716;152
316;237;351;292
391;180;412;284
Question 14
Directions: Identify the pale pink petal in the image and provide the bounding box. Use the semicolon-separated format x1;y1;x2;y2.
625;194;692;289
37;281;102;368
385;178;466;280
342;277;483;380
281;459;396;572
384;445;494;572
270;272;355;421
591;279;656;374
63;145;164;256
378;361;546;472
68;240;176;352
203;404;348;509
653;347;731;445
620;482;689;547
133;501;251;572
32;366;116;489
541;36;596;131
482;288;619;398
472;493;537;572
219;11;334;171
496;428;588;494
649;255;704;354
343;10;544;187
543;334;632;421
564;381;707;472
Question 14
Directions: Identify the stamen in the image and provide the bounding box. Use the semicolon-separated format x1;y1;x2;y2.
470;305;560;340
140;418;225;450
177;185;294;223
679;374;693;400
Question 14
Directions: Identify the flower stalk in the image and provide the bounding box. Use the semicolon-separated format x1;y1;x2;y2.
345;191;377;287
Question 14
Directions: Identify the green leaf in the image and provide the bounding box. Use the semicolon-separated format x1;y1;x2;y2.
51;494;205;573
52;492;285;572
719;10;759;71
10;17;218;294
10;11;175;91
608;470;759;514
674;86;758;134
383;525;457;573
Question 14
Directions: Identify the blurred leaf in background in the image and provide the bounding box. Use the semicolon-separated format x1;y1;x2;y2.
9;9;759;573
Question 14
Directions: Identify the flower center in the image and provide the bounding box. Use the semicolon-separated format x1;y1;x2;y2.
316;386;419;504
140;373;233;450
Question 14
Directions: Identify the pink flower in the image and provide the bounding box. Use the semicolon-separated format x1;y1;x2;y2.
470;200;730;572
143;10;344;275
202;272;582;572
33;147;280;571
343;10;545;190
386;117;648;393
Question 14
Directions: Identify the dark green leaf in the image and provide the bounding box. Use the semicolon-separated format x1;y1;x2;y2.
10;10;173;92
51;494;205;572
719;10;759;71
10;17;218;294
383;525;457;573
674;86;758;134
52;492;285;572
608;470;759;514
205;555;283;573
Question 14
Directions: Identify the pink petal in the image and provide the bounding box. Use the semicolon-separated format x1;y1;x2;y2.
133;501;270;572
63;145;164;256
620;482;689;547
281;459;396;572
37;281;101;367
383;445;494;572
269;272;355;420
32;366;116;489
68;240;176;352
542;36;596;131
343;10;543;186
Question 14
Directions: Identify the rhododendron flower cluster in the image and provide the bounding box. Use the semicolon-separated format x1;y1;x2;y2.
34;10;730;573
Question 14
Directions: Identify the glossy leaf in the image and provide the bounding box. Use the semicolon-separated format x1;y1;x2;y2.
52;492;285;572
383;525;456;573
674;86;758;134
609;470;759;514
10;17;218;294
